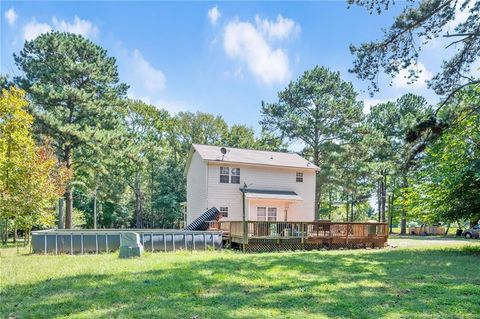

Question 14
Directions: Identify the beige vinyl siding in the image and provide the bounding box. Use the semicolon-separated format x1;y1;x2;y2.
206;163;316;222
186;151;208;224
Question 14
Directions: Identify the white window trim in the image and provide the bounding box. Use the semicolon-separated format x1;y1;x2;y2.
296;172;304;183
219;207;228;218
220;167;229;183
257;206;277;221
230;167;240;184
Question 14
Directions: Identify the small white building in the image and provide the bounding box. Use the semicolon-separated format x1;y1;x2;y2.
184;144;319;224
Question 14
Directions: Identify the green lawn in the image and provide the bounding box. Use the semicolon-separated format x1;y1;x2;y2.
1;240;479;319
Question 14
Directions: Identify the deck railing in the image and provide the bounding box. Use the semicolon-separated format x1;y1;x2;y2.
224;221;388;242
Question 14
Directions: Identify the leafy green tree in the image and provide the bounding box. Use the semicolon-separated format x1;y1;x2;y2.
168;111;228;164
261;66;364;217
0;87;67;243
14;32;127;228
225;125;257;149
119;100;169;228
368;94;433;233
405;85;480;227
349;0;479;101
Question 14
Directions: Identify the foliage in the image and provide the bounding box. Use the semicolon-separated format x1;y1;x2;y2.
14;31;128;228
404;85;480;226
261;66;365;218
349;0;480;98
0;87;67;239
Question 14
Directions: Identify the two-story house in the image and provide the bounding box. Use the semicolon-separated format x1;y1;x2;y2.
184;144;319;224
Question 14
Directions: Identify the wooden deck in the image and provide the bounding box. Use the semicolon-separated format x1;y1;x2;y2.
219;221;388;252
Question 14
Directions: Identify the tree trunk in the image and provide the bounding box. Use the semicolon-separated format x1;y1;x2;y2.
64;145;73;229
345;193;350;222
58;198;65;229
93;189;97;229
134;174;143;228
444;223;450;236
388;194;393;233
328;186;332;221
1;220;7;245
350;194;354;222
377;180;381;222
381;174;387;222
400;176;408;235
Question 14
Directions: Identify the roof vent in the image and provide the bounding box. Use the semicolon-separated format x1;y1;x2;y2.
220;147;227;155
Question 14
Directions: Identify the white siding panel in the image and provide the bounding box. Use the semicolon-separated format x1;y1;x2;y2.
207;163;316;222
186;152;208;224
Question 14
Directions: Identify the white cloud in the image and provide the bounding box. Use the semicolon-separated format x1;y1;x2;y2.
23;19;52;41
129;49;166;93
255;14;300;40
392;62;433;90
4;7;17;26
117;45;179;111
23;15;98;41
223;15;299;85
208;6;221;25
52;16;98;38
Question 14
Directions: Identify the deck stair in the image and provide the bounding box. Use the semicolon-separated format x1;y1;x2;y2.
184;207;220;231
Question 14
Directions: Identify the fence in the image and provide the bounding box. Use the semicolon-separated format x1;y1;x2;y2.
31;229;223;255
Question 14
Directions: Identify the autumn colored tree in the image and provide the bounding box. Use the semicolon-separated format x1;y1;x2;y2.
0;87;67;243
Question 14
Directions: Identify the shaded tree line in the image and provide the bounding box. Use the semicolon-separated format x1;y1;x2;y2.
2;10;479;236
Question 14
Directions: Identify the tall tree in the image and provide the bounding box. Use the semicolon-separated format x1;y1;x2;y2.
349;0;479;103
368;94;432;233
261;66;364;217
120;99;169;228
14;32;127;228
405;85;480;227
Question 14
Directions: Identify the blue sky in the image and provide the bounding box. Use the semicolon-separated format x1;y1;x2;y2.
1;1;447;133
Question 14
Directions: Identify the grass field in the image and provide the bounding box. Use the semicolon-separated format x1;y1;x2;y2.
1;238;479;319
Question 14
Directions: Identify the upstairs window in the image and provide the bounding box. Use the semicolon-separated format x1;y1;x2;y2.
296;172;304;182
220;167;229;183
219;207;229;218
231;168;241;184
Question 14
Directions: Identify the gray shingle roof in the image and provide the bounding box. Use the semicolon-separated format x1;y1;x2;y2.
191;144;319;170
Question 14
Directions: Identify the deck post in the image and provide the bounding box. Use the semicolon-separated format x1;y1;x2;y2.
346;223;349;245
105;234;109;253
301;223;305;249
